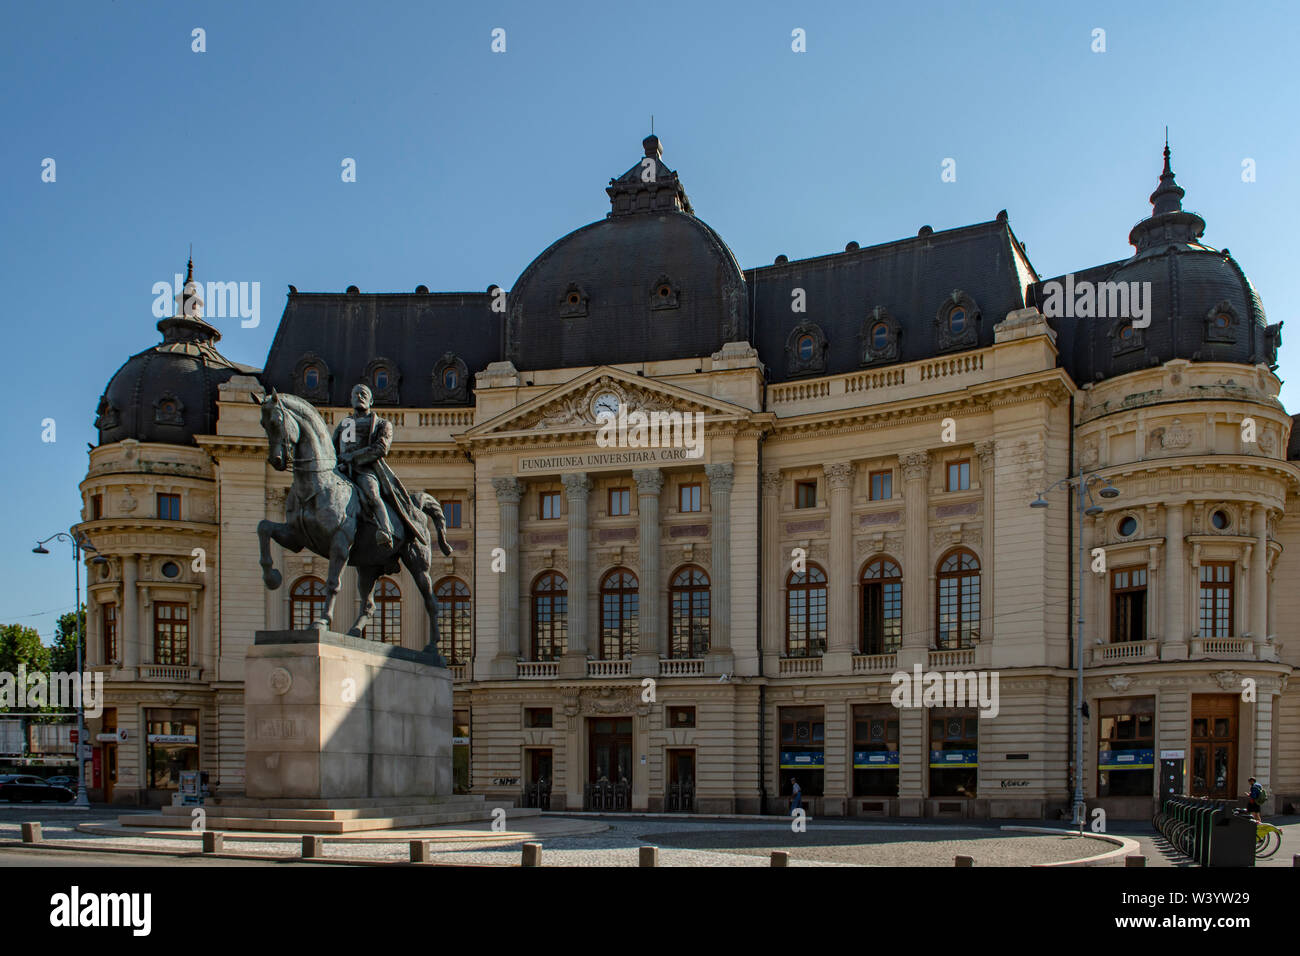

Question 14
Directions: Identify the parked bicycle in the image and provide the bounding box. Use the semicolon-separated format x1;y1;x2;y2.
1233;808;1281;859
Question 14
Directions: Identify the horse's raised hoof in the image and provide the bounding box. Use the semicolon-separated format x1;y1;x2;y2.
263;568;282;591
346;625;363;638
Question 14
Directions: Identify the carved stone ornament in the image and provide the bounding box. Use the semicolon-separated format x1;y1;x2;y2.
935;290;979;352
1211;670;1240;691
860;305;901;366
268;667;293;696
94;394;120;431
1105;675;1133;693
823;462;854;490
559;282;589;318
900;451;930;483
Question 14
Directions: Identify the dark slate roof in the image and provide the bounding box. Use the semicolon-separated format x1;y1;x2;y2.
260;291;500;406
1027;145;1280;383
748;219;1033;382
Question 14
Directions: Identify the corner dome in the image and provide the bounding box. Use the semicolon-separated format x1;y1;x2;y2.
94;259;257;446
504;136;749;370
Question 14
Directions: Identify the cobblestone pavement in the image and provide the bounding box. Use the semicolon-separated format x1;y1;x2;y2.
2;808;1295;867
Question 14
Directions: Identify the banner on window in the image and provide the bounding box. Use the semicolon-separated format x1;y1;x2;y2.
1099;748;1154;770
929;749;978;768
780;751;824;769
853;750;899;769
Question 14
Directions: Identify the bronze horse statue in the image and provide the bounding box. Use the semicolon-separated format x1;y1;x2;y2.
254;390;454;663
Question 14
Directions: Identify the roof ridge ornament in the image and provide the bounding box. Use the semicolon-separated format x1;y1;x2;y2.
1127;137;1206;253
606;133;693;217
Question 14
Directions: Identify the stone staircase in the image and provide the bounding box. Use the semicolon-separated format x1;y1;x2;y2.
121;794;538;834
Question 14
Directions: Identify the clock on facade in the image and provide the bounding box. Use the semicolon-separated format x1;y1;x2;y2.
590;390;621;419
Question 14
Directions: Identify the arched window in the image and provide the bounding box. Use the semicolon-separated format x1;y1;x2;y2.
871;323;889;351
303;365;319;390
290;576;327;630
370;578;401;645
373;366;390;391
797;334;815;361
443;367;458;391
936;549;980;649
531;572;568;661
669;566;710;658
435;577;472;664
860;557;902;654
786;565;828;658
948;306;967;335
599;568;639;660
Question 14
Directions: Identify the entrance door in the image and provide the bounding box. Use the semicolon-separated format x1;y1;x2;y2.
525;749;552;810
587;718;633;810
103;743;117;803
666;749;695;812
1190;694;1237;799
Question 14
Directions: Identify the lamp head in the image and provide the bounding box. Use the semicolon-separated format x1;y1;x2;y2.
32;545;49;554
1030;496;1049;509
1085;504;1103;517
1098;483;1120;499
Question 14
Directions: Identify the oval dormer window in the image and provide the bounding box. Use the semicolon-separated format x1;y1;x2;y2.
373;368;389;391
871;323;889;350
1119;323;1136;343
657;284;672;299
797;334;815;361
443;368;458;391
304;366;319;390
160;400;177;415
1213;313;1231;330
948;307;966;335
567;292;581;306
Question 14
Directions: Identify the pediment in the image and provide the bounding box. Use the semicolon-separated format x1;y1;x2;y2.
467;366;751;438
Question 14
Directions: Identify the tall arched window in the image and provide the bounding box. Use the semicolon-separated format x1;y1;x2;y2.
290;576;327;630
371;578;401;645
786;565;828;657
599;568;639;660
669;566;710;658
435;577;472;664
936;549;981;649
531;572;568;661
860;557;902;654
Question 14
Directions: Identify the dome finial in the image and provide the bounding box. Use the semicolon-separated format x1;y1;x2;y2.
186;243;193;284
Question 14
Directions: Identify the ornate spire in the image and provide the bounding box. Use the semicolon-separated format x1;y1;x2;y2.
159;253;221;344
606;133;693;217
1128;137;1205;253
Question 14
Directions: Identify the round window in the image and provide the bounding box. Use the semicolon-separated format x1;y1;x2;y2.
657;284;672;299
1119;323;1135;342
871;323;888;350
161;561;181;579
949;308;966;334
797;335;814;360
1214;313;1230;329
567;292;580;306
1211;509;1230;530
1118;516;1138;537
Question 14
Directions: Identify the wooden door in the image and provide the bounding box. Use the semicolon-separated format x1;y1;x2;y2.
1190;694;1237;799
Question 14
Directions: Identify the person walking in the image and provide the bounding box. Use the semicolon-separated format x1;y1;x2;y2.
790;777;802;813
1245;777;1265;823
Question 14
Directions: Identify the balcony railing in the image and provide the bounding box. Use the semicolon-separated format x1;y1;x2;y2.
587;659;630;678
852;653;897;674
778;656;823;675
1091;640;1158;665
659;658;705;677
927;648;975;669
447;663;467;681
516;661;558;680
1190;636;1255;659
138;665;202;681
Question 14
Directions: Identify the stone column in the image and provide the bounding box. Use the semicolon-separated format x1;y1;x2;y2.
761;471;783;662
633;468;664;674
705;463;734;669
824;461;855;672
974;441;995;646
561;473;592;677
1249;505;1268;654
1162;502;1186;659
122;556;139;672
491;477;523;674
900;452;930;662
1253;688;1276;812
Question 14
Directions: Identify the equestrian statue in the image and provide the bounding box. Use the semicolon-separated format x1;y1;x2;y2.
254;383;454;663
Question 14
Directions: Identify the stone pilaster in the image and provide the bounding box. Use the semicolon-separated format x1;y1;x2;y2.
761;471;783;662
561;473;592;677
491;477;523;675
122;555;139;671
1162;502;1187;660
633;468;665;675
824;461;856;673
1249;505;1268;654
705;463;734;670
900;452;930;664
974;441;995;647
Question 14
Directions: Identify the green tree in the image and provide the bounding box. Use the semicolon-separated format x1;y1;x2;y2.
0;623;51;713
50;606;87;675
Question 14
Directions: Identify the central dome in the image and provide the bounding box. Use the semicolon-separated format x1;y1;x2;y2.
504;136;748;370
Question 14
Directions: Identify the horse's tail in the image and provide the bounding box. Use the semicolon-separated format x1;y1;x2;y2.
418;493;453;556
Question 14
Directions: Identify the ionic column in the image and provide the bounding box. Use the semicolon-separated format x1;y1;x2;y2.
1163;502;1186;654
824;462;855;665
491;477;523;667
1248;506;1268;653
633;468;665;671
705;463;734;662
761;471;783;660
122;556;139;671
562;473;593;672
900;452;930;657
974;441;995;644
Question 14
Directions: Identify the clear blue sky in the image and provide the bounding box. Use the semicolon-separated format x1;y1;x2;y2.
2;0;1297;642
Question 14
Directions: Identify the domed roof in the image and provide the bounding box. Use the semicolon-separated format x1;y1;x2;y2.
95;260;257;446
504;136;749;369
1029;142;1281;383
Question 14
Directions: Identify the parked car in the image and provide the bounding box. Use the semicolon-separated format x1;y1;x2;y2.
0;774;75;803
45;775;74;788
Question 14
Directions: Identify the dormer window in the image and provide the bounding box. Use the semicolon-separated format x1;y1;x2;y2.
1204;302;1239;344
431;352;470;404
786;322;828;376
1111;318;1144;357
649;274;680;310
558;282;589;318
567;292;580;306
871;323;889;350
293;352;331;403
363;357;401;404
797;335;815;361
948;307;967;335
373;367;390;391
443;368;458;391
935;291;979;352
304;366;320;390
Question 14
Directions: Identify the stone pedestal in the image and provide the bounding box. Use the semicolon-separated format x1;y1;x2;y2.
244;629;451;800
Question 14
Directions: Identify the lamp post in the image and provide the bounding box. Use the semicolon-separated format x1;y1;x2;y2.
1030;472;1119;829
32;530;108;808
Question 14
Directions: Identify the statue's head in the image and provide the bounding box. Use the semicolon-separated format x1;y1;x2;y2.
351;383;372;412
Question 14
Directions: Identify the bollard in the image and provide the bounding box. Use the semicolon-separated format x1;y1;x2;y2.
202;831;223;854
770;850;790;867
302;835;323;859
954;855;973;867
410;840;431;863
1125;855;1146;867
639;845;659;867
522;842;542;867
20;822;42;843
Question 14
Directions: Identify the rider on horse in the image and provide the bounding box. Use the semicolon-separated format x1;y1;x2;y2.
332;383;428;550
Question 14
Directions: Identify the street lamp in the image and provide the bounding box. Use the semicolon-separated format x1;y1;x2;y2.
1030;471;1120;829
31;530;107;808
